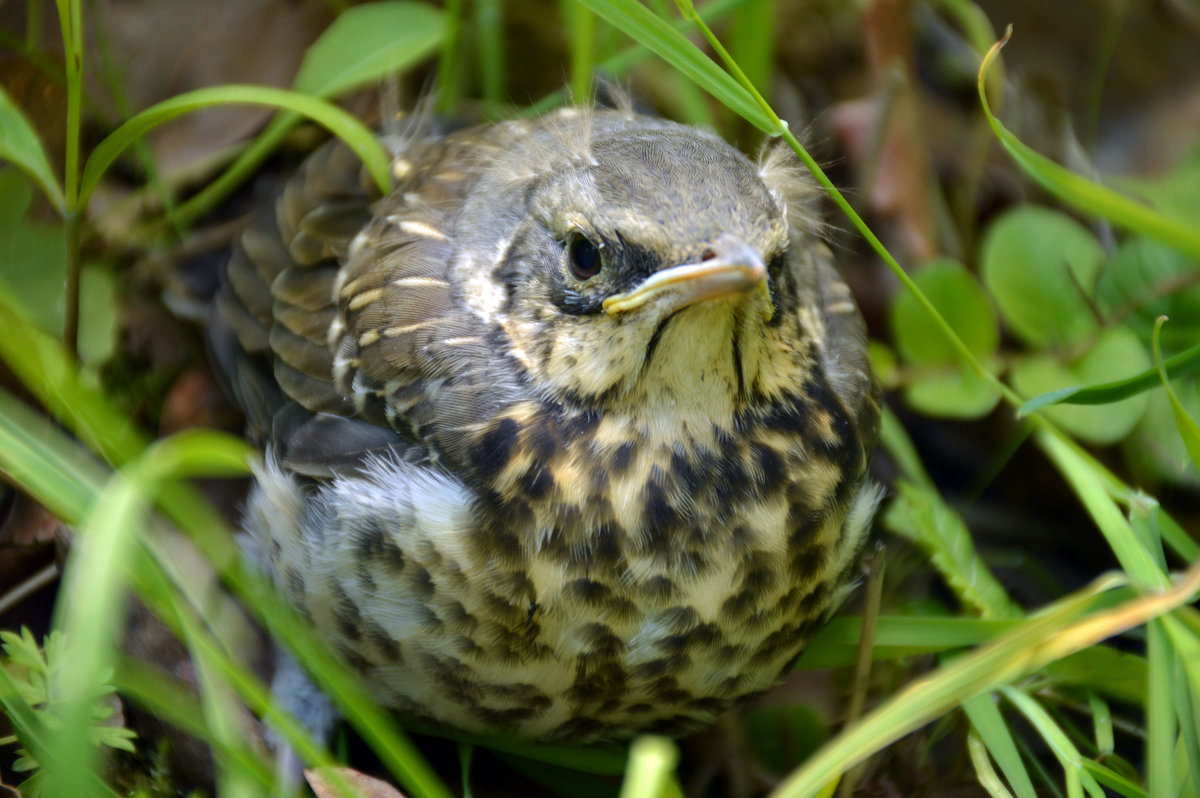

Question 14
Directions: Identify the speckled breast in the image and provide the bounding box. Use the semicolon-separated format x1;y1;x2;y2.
250;385;876;742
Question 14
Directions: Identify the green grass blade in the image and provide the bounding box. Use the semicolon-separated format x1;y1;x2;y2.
292;1;443;98
1000;688;1106;798
575;0;773;131
884;480;1022;619
619;737;679;798
1152;319;1200;468
0;84;65;213
175;2;442;228
527;0;747;117
79;85;392;209
563;1;597;103
963;693;1038;798
798;616;1026;668
1019;340;1200;416
44;432;250;798
1037;433;1168;589
1079;760;1148;798
772;572;1163;798
977;29;1200;261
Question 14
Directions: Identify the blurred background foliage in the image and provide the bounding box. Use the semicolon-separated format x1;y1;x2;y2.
0;0;1199;796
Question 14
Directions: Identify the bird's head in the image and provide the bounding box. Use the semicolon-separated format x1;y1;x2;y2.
450;109;848;422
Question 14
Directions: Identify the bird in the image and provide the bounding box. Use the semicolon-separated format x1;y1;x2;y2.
209;101;881;746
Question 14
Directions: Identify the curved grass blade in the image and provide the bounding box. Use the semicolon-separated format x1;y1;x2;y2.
769;564;1200;798
1152;319;1200;468
79;85;391;209
0;85;65;213
978;28;1200;261
45;431;249;798
575;0;774;131
1018;340;1200;416
175;1;443;227
962;693;1037;798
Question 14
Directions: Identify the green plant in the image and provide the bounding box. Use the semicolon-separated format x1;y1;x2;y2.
0;2;1198;798
0;628;137;796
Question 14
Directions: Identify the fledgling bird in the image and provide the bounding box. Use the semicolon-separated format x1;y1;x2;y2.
211;103;880;745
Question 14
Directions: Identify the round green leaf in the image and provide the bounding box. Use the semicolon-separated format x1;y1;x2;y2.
981;206;1104;349
905;368;1002;419
1011;327;1151;444
892;257;998;364
1094;237;1200;347
293;2;445;99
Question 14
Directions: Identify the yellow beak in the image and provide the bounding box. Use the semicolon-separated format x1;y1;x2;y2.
602;233;769;317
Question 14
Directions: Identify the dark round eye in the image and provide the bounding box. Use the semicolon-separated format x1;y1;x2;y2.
567;233;603;280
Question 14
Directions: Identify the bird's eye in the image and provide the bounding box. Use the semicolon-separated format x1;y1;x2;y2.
566;233;603;281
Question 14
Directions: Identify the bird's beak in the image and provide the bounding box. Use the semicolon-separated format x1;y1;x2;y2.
602;233;769;317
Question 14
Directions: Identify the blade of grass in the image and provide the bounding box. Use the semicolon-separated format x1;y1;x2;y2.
967;730;1017;798
1000;688;1106;798
45;430;249;798
1037;432;1168;589
576;0;772;130
1152;318;1200;468
1086;692;1114;756
474;0;506;113
114;659;275;790
963;693;1038;798
1018;339;1200;416
0;85;65;212
770;563;1200;798
563;1;597;103
619;736;679;798
798;616;1029;669
0;293;452;798
174;1;443;228
79;85;392;211
529;0;747;116
977;28;1200;261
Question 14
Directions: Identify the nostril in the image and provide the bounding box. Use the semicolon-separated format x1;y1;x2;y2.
701;249;717;261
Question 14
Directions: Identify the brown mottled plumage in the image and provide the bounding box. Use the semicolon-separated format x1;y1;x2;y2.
212;104;880;744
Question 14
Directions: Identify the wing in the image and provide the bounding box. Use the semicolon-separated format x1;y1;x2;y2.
212;127;530;477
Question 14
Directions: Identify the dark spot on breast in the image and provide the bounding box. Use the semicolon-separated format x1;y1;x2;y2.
519;464;555;499
610;441;635;473
647;676;691;705
789;541;829;583
567;655;629;704
527;417;557;460
472;417;521;479
406;563;436;599
752;442;785;493
800;583;831;615
564;409;600;437
592;522;620;565
551;717;608;741
642;479;680;533
641;574;678;602
720;589;757;622
579;623;623;657
474;705;538;726
331;583;363;642
363;619;401;662
565;578;637;620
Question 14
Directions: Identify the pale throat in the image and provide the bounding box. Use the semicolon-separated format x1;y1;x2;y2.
624;298;759;424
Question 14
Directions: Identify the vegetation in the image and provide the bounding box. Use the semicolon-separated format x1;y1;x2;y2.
0;1;1197;796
